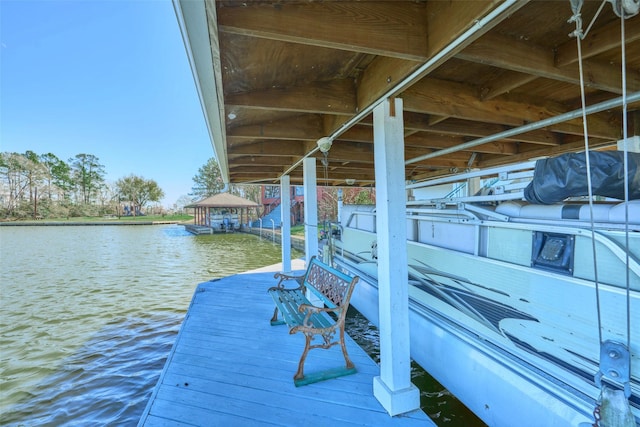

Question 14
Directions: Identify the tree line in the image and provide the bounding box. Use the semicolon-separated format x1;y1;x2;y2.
1;151;163;219
1;152;374;222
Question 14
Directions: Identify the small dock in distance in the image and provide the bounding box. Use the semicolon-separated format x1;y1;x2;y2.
138;261;433;426
183;224;213;235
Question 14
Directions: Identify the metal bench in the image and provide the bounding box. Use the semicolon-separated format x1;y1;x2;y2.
268;256;359;386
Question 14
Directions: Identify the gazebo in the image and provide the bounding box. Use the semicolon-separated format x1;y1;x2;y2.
186;192;261;233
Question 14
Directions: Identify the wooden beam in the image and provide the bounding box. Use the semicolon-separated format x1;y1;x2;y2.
229;156;299;167
405;133;519;155
403;77;621;140
229;165;287;174
338;125;374;143
404;146;476;165
478;71;538;100
225;80;357;115
217;1;429;61
356;57;423;113
228;140;308;157
457;32;640;94
406;115;563;146
425;1;505;58
228;139;375;162
227;114;324;140
478;137;618;167
555;14;640;67
355;1;520;116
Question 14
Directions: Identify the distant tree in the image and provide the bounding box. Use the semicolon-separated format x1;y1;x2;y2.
315;187;375;224
235;184;261;204
115;174;164;216
343;187;375;205
0;152;49;216
318;187;338;222
191;158;225;198
175;194;195;212
40;153;72;201
0;152;33;215
97;182;117;211
69;154;106;204
23;150;44;203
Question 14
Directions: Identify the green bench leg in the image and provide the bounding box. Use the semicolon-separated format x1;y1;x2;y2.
294;366;358;387
270;306;286;326
293;334;358;386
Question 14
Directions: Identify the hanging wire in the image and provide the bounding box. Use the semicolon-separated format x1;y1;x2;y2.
573;0;634;399
619;4;632;368
582;0;608;39
321;152;329;187
570;1;604;345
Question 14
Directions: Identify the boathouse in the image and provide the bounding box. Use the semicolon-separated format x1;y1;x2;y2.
185;192;260;233
161;1;639;425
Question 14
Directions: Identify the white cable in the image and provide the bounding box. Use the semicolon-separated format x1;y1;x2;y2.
572;4;604;344
619;9;632;367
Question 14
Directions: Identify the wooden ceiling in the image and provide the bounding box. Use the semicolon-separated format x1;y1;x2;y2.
176;0;640;187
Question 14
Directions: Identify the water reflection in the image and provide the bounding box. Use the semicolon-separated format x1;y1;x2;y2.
0;225;300;426
344;308;487;427
3;313;181;426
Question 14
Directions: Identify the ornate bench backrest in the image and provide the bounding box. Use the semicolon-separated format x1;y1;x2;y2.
304;256;358;311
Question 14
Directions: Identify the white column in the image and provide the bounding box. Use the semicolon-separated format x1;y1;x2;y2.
303;157;319;265
280;175;292;274
372;97;420;416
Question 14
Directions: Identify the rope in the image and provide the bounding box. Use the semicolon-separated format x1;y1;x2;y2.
619;7;632;366
570;3;603;345
583;0;608;38
323;152;329;187
573;0;634;402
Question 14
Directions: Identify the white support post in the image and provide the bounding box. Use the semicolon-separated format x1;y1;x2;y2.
280;175;292;274
372;98;420;416
303;157;322;306
303;157;319;265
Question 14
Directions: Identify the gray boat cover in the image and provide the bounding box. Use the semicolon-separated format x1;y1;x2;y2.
524;151;640;204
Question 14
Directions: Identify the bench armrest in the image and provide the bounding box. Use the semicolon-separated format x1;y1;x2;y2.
298;303;341;327
298;303;333;314
288;304;344;337
269;272;305;292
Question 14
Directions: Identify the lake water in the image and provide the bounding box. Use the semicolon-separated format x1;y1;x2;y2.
0;225;483;426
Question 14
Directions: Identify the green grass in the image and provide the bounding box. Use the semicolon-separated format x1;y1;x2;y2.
290;225;305;236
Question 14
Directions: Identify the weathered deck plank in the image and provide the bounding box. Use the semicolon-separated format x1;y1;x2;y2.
138;267;434;427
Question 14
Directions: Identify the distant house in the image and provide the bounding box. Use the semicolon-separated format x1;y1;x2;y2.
261;185;305;225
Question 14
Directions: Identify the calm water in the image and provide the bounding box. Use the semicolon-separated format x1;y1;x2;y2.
0;225;483;426
0;225;298;426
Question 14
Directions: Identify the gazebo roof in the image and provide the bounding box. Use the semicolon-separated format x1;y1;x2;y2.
186;192;261;209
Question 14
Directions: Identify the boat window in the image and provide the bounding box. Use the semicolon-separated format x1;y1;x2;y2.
531;231;575;275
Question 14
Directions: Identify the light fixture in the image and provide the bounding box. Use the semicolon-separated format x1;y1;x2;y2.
345;178;356;185
317;137;333;153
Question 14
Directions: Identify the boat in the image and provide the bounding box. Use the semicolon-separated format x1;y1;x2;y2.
329;151;639;426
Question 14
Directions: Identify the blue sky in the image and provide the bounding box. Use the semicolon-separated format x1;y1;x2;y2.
1;0;214;207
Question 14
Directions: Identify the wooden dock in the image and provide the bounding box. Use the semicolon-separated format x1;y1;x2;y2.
138;261;434;426
183;224;214;235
